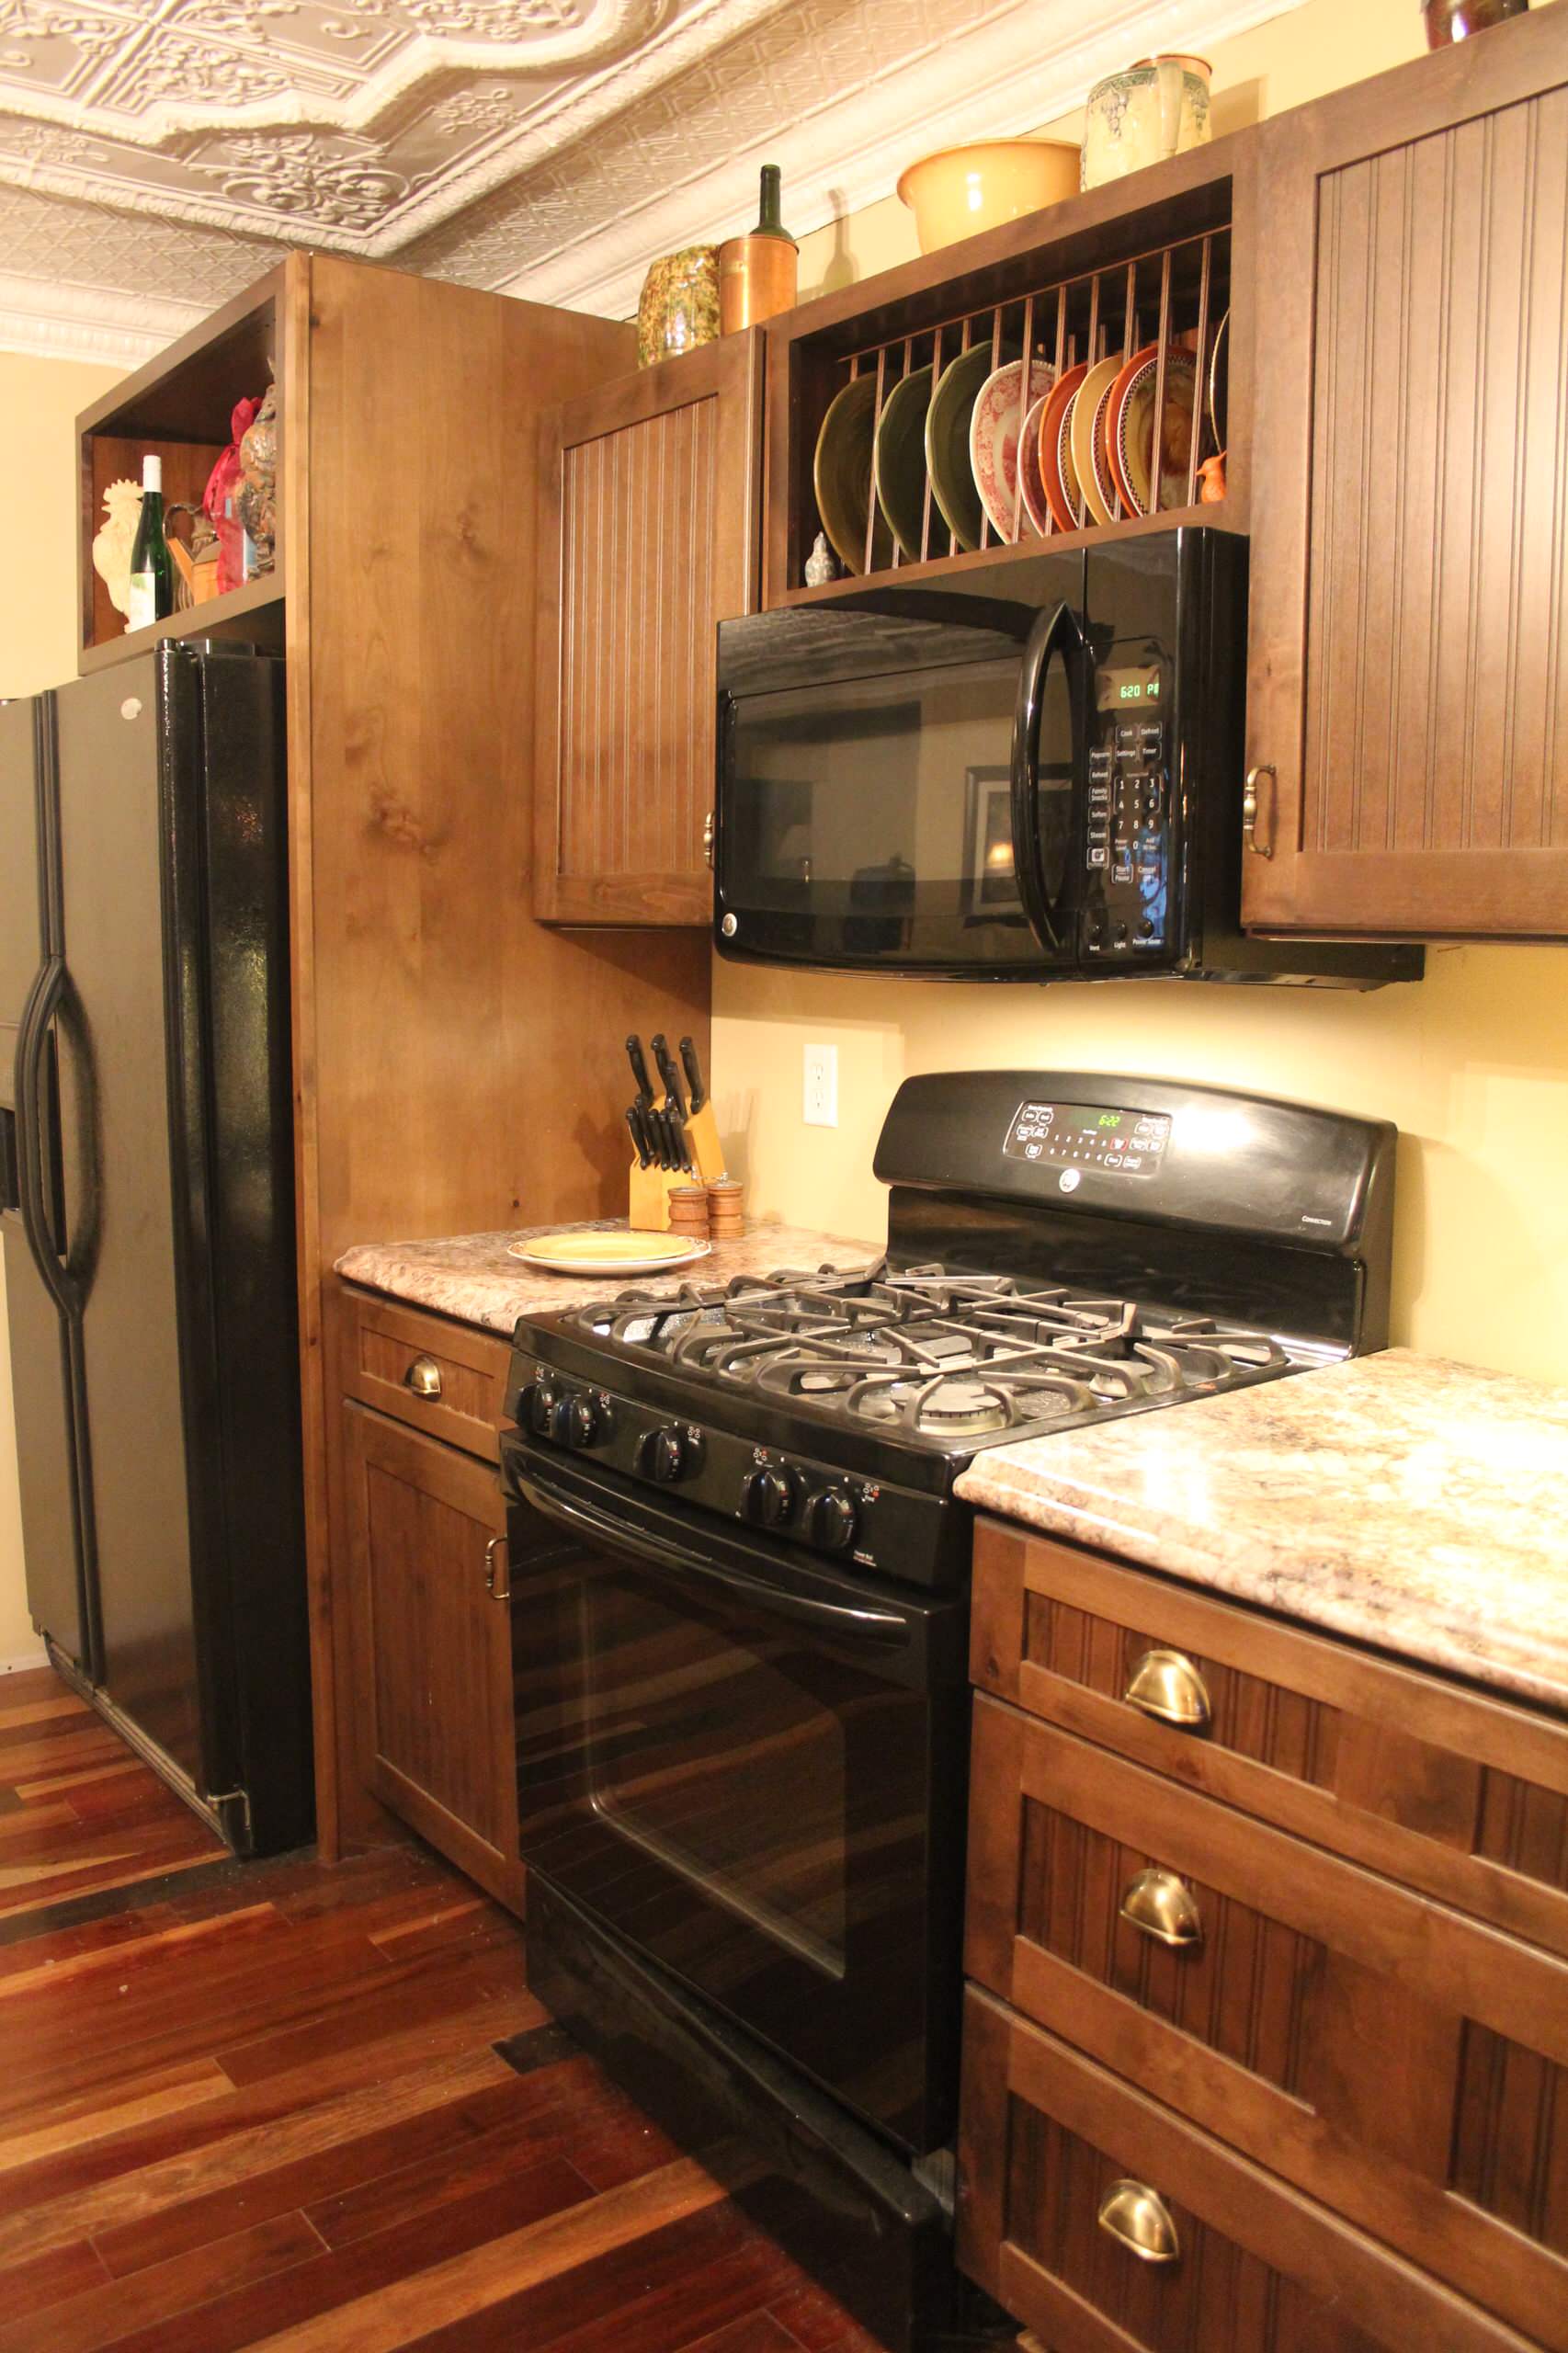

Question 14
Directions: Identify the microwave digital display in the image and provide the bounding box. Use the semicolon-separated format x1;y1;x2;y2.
1096;664;1163;711
1003;1099;1172;1179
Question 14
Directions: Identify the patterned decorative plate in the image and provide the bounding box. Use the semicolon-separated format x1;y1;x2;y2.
1108;345;1199;517
968;356;1055;541
1018;389;1054;535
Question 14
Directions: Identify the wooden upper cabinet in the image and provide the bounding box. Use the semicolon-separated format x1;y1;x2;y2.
1244;7;1568;939
533;330;762;926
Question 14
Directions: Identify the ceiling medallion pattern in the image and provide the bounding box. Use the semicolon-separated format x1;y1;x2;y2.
0;0;1308;369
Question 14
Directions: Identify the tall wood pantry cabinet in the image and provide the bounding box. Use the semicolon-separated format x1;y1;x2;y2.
77;254;712;1856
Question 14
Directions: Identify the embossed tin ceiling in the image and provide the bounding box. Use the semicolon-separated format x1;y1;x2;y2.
0;0;1300;359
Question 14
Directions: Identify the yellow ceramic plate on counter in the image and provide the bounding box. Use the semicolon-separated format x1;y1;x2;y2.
508;1231;713;1276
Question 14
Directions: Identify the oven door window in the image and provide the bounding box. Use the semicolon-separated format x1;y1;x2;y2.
518;1535;947;2150
722;657;1073;970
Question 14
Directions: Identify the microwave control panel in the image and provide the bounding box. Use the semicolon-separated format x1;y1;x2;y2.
1084;658;1170;964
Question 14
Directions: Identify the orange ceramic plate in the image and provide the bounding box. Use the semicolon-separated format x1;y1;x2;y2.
1037;360;1088;533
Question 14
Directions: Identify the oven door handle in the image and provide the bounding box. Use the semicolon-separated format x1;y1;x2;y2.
1010;597;1088;956
513;1469;915;1653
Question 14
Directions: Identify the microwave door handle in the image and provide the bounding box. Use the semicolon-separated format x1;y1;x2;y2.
1010;598;1089;955
512;1466;914;1652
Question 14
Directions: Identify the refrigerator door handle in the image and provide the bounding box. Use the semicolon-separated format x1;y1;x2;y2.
16;955;82;1319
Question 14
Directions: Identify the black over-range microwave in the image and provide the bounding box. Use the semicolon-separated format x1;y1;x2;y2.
713;529;1420;987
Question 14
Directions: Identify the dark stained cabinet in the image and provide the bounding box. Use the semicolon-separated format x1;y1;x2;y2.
959;1519;1568;2351
344;1401;522;1912
1244;6;1568;938
533;329;762;926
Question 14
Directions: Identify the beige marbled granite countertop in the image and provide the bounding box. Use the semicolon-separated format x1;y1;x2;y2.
335;1221;881;1336
955;1348;1568;1714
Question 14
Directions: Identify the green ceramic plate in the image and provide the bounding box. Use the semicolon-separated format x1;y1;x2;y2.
812;375;892;574
926;342;1019;551
872;364;934;562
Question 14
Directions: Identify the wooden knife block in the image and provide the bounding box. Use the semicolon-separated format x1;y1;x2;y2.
628;1094;726;1232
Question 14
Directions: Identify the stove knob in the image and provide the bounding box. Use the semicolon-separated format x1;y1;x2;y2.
637;1424;704;1483
551;1391;603;1450
803;1485;858;1553
741;1465;799;1529
526;1381;560;1438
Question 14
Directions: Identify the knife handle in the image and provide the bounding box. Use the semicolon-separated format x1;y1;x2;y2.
627;1034;654;1103
679;1035;706;1112
650;1034;687;1121
626;1106;651;1168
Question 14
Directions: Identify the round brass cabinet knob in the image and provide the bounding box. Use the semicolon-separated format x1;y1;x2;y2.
403;1355;443;1400
1122;1647;1211;1729
1097;2179;1181;2264
1120;1867;1204;1949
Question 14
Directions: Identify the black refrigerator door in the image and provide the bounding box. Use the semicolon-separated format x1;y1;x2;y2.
0;695;93;1675
51;643;309;1851
53;655;204;1786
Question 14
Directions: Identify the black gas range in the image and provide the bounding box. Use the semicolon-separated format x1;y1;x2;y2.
501;1072;1395;2352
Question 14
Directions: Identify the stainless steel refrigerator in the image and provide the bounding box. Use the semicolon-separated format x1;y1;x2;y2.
1;641;312;1855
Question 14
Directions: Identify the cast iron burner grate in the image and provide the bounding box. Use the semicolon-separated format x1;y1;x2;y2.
573;1260;1290;1441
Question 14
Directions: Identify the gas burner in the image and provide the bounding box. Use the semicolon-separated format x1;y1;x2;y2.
562;1256;1296;1449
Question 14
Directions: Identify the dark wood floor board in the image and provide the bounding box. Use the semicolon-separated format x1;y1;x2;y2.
0;2211;327;2353
0;2042;520;2270
89;2155;602;2353
682;2315;803;2353
2;1675;891;2353
91;2062;580;2277
303;2056;681;2252
0;2241;111;2329
395;2200;774;2353
0;2055;235;2188
763;2280;890;2353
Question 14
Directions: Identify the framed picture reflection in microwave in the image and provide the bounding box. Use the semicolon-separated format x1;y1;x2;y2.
963;765;1021;925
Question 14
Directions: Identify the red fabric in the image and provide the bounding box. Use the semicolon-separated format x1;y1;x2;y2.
204;395;262;595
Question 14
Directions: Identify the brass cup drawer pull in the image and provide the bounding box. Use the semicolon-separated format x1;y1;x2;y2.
1120;1867;1203;1949
484;1535;511;1602
1123;1647;1211;1730
403;1355;443;1401
1097;2179;1181;2265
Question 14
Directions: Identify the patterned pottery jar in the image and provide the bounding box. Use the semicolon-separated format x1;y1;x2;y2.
636;246;722;369
1081;54;1211;190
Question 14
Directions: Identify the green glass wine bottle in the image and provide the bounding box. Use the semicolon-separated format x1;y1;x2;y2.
127;454;174;631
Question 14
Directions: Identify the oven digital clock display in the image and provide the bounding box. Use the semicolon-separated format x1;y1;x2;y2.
1002;1100;1171;1179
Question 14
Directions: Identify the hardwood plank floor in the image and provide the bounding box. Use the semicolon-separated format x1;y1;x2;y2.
0;1670;887;2353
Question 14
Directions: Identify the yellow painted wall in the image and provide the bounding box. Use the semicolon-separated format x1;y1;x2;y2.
0;349;119;1662
712;0;1568;1389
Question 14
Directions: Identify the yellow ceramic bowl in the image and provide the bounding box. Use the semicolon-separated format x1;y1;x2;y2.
896;140;1081;255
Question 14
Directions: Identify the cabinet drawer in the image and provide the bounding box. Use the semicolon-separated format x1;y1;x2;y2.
339;1287;509;1461
958;1988;1539;2353
971;1519;1568;1961
968;1695;1568;2347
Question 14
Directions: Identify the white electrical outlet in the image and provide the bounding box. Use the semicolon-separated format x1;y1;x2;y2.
803;1042;838;1128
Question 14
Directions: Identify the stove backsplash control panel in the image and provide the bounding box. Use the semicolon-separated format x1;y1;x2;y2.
1003;1098;1171;1182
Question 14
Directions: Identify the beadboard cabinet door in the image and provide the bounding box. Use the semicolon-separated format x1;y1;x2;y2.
1243;7;1568;939
533;331;762;926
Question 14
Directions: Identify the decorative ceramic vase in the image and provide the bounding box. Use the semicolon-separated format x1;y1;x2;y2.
1081;54;1211;190
636;246;721;369
90;478;143;621
236;380;278;574
1422;0;1526;42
